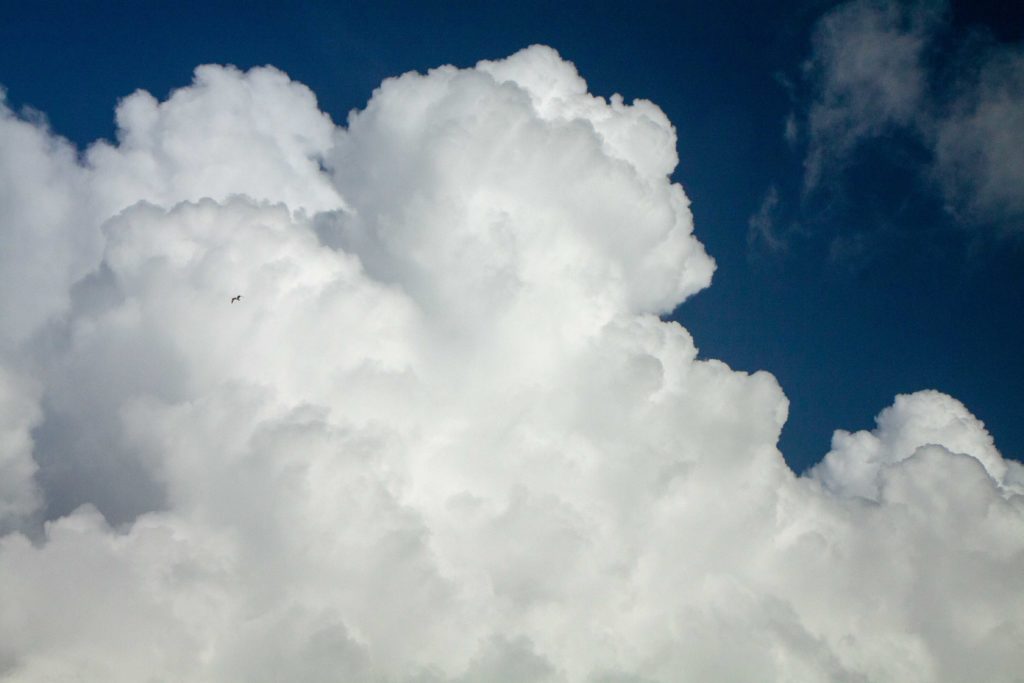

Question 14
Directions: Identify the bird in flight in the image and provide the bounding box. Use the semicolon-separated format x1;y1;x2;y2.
231;295;242;303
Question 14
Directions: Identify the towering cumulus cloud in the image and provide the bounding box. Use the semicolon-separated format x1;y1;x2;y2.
0;46;1021;682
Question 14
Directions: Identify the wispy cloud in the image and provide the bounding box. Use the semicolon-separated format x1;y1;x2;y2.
790;0;1024;237
932;45;1024;233
747;185;789;255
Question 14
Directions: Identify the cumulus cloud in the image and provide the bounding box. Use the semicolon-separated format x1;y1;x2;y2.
792;0;1024;236
1;46;1022;682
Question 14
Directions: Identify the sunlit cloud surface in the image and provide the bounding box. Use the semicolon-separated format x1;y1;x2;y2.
1;46;1022;682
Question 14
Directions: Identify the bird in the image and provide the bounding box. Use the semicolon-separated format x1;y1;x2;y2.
231;295;242;303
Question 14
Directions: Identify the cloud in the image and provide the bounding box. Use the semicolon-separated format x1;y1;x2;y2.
0;92;97;349
747;185;799;256
800;0;941;192
811;390;1020;500
1;46;1022;682
932;46;1024;232
792;0;1024;236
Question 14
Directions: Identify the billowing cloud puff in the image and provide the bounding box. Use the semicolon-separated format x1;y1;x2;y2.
812;390;1024;500
1;46;1022;682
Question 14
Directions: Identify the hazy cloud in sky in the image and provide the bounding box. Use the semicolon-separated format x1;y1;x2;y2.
932;44;1024;233
746;185;790;256
792;0;1024;237
1;45;1023;682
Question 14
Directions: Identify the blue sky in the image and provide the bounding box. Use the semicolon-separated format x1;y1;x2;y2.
1;0;1020;472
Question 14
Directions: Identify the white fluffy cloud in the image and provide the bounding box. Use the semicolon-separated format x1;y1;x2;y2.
1;46;1022;682
794;0;1024;236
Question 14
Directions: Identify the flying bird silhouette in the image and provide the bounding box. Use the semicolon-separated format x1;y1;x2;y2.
231;295;242;303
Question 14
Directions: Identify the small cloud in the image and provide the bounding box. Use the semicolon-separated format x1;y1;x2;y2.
790;0;1024;239
747;186;788;254
932;46;1024;235
799;0;939;193
783;112;799;146
827;230;876;272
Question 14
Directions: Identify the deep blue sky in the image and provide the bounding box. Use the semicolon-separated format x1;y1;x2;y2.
2;0;1020;472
